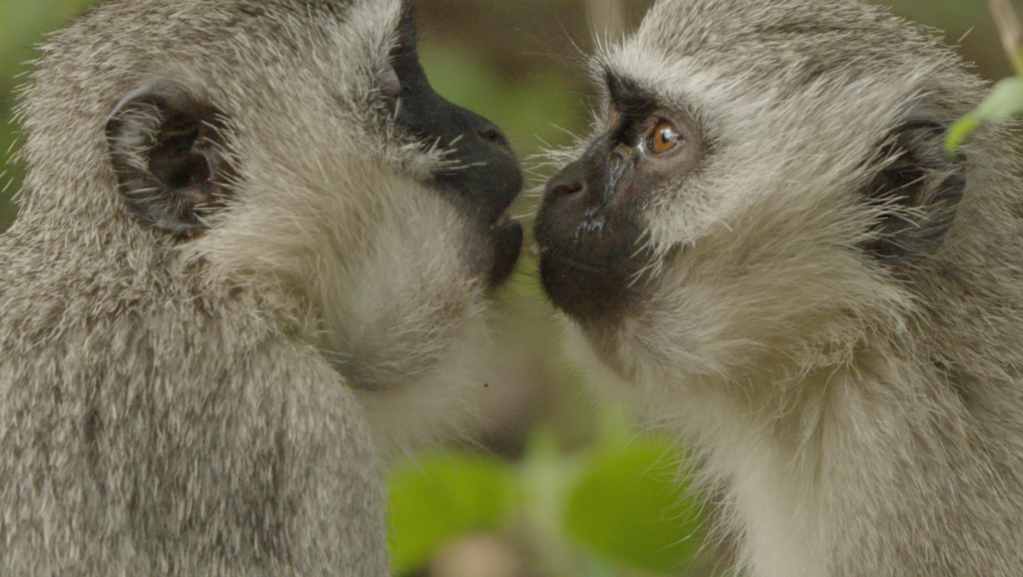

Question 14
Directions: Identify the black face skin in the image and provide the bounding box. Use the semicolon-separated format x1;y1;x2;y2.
389;8;523;289
535;73;702;322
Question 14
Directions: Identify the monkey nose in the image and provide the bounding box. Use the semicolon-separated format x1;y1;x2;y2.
544;162;586;199
476;125;509;148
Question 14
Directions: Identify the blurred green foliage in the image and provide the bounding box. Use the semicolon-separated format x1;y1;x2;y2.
565;437;706;575
389;421;707;577
389;452;517;573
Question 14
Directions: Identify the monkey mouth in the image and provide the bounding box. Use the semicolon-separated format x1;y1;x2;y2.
486;212;523;289
430;180;523;290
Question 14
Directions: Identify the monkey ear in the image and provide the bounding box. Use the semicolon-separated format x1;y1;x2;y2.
105;79;232;238
861;119;967;265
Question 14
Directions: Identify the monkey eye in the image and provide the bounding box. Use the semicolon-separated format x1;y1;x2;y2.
647;120;682;154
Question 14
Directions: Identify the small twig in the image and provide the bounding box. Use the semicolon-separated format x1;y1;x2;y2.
989;0;1023;76
585;0;625;42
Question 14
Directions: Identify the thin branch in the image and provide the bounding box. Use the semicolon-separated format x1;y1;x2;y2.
989;0;1023;75
585;0;625;43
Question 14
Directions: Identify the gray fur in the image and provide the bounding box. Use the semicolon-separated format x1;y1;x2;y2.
0;0;513;574
542;1;1023;575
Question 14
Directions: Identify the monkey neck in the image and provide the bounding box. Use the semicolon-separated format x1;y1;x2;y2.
676;341;978;577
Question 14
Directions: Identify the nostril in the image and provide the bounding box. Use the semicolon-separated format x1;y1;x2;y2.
478;127;507;146
551;180;584;198
545;161;586;200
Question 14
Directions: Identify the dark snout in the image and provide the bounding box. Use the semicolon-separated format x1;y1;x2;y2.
393;52;523;289
535;141;649;321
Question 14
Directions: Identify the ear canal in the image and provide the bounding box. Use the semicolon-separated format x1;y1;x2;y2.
105;79;231;238
861;119;967;265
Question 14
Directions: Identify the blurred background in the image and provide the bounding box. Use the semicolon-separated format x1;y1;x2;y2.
0;1;1011;576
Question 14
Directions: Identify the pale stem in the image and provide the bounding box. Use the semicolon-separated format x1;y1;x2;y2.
989;0;1023;76
586;0;626;42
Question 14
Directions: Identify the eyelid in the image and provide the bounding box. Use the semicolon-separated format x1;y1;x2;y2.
638;117;662;149
380;64;401;98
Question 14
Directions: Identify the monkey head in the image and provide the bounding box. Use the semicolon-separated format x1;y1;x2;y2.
19;0;523;452
535;0;982;393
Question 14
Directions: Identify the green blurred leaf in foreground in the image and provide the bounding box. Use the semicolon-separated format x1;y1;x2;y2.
565;437;707;575
387;452;515;574
946;76;1023;153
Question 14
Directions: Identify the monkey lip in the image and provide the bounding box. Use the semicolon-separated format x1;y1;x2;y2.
486;213;523;289
536;248;642;321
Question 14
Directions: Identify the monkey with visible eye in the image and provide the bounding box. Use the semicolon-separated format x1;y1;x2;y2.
536;1;1023;575
0;0;522;574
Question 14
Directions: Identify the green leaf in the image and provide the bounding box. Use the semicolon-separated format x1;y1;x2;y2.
946;76;1023;153
387;452;515;575
945;116;981;155
565;437;707;575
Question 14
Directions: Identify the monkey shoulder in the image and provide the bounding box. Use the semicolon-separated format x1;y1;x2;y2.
0;263;388;575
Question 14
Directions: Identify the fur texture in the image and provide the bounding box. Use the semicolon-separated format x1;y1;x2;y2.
538;1;1023;575
0;0;520;574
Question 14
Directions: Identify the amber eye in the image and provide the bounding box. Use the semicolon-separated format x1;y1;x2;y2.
648;121;681;154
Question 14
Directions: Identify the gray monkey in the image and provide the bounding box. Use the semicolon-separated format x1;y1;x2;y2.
0;0;522;574
535;0;1023;575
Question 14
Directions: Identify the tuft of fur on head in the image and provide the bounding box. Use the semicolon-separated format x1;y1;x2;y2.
541;0;1023;575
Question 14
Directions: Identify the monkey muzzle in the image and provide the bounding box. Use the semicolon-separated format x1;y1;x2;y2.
534;139;650;320
390;43;524;291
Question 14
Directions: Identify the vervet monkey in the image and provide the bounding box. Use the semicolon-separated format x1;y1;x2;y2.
535;0;1023;575
0;0;522;574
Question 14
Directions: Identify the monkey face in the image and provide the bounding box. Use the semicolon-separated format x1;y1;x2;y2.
535;75;703;322
536;0;974;383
